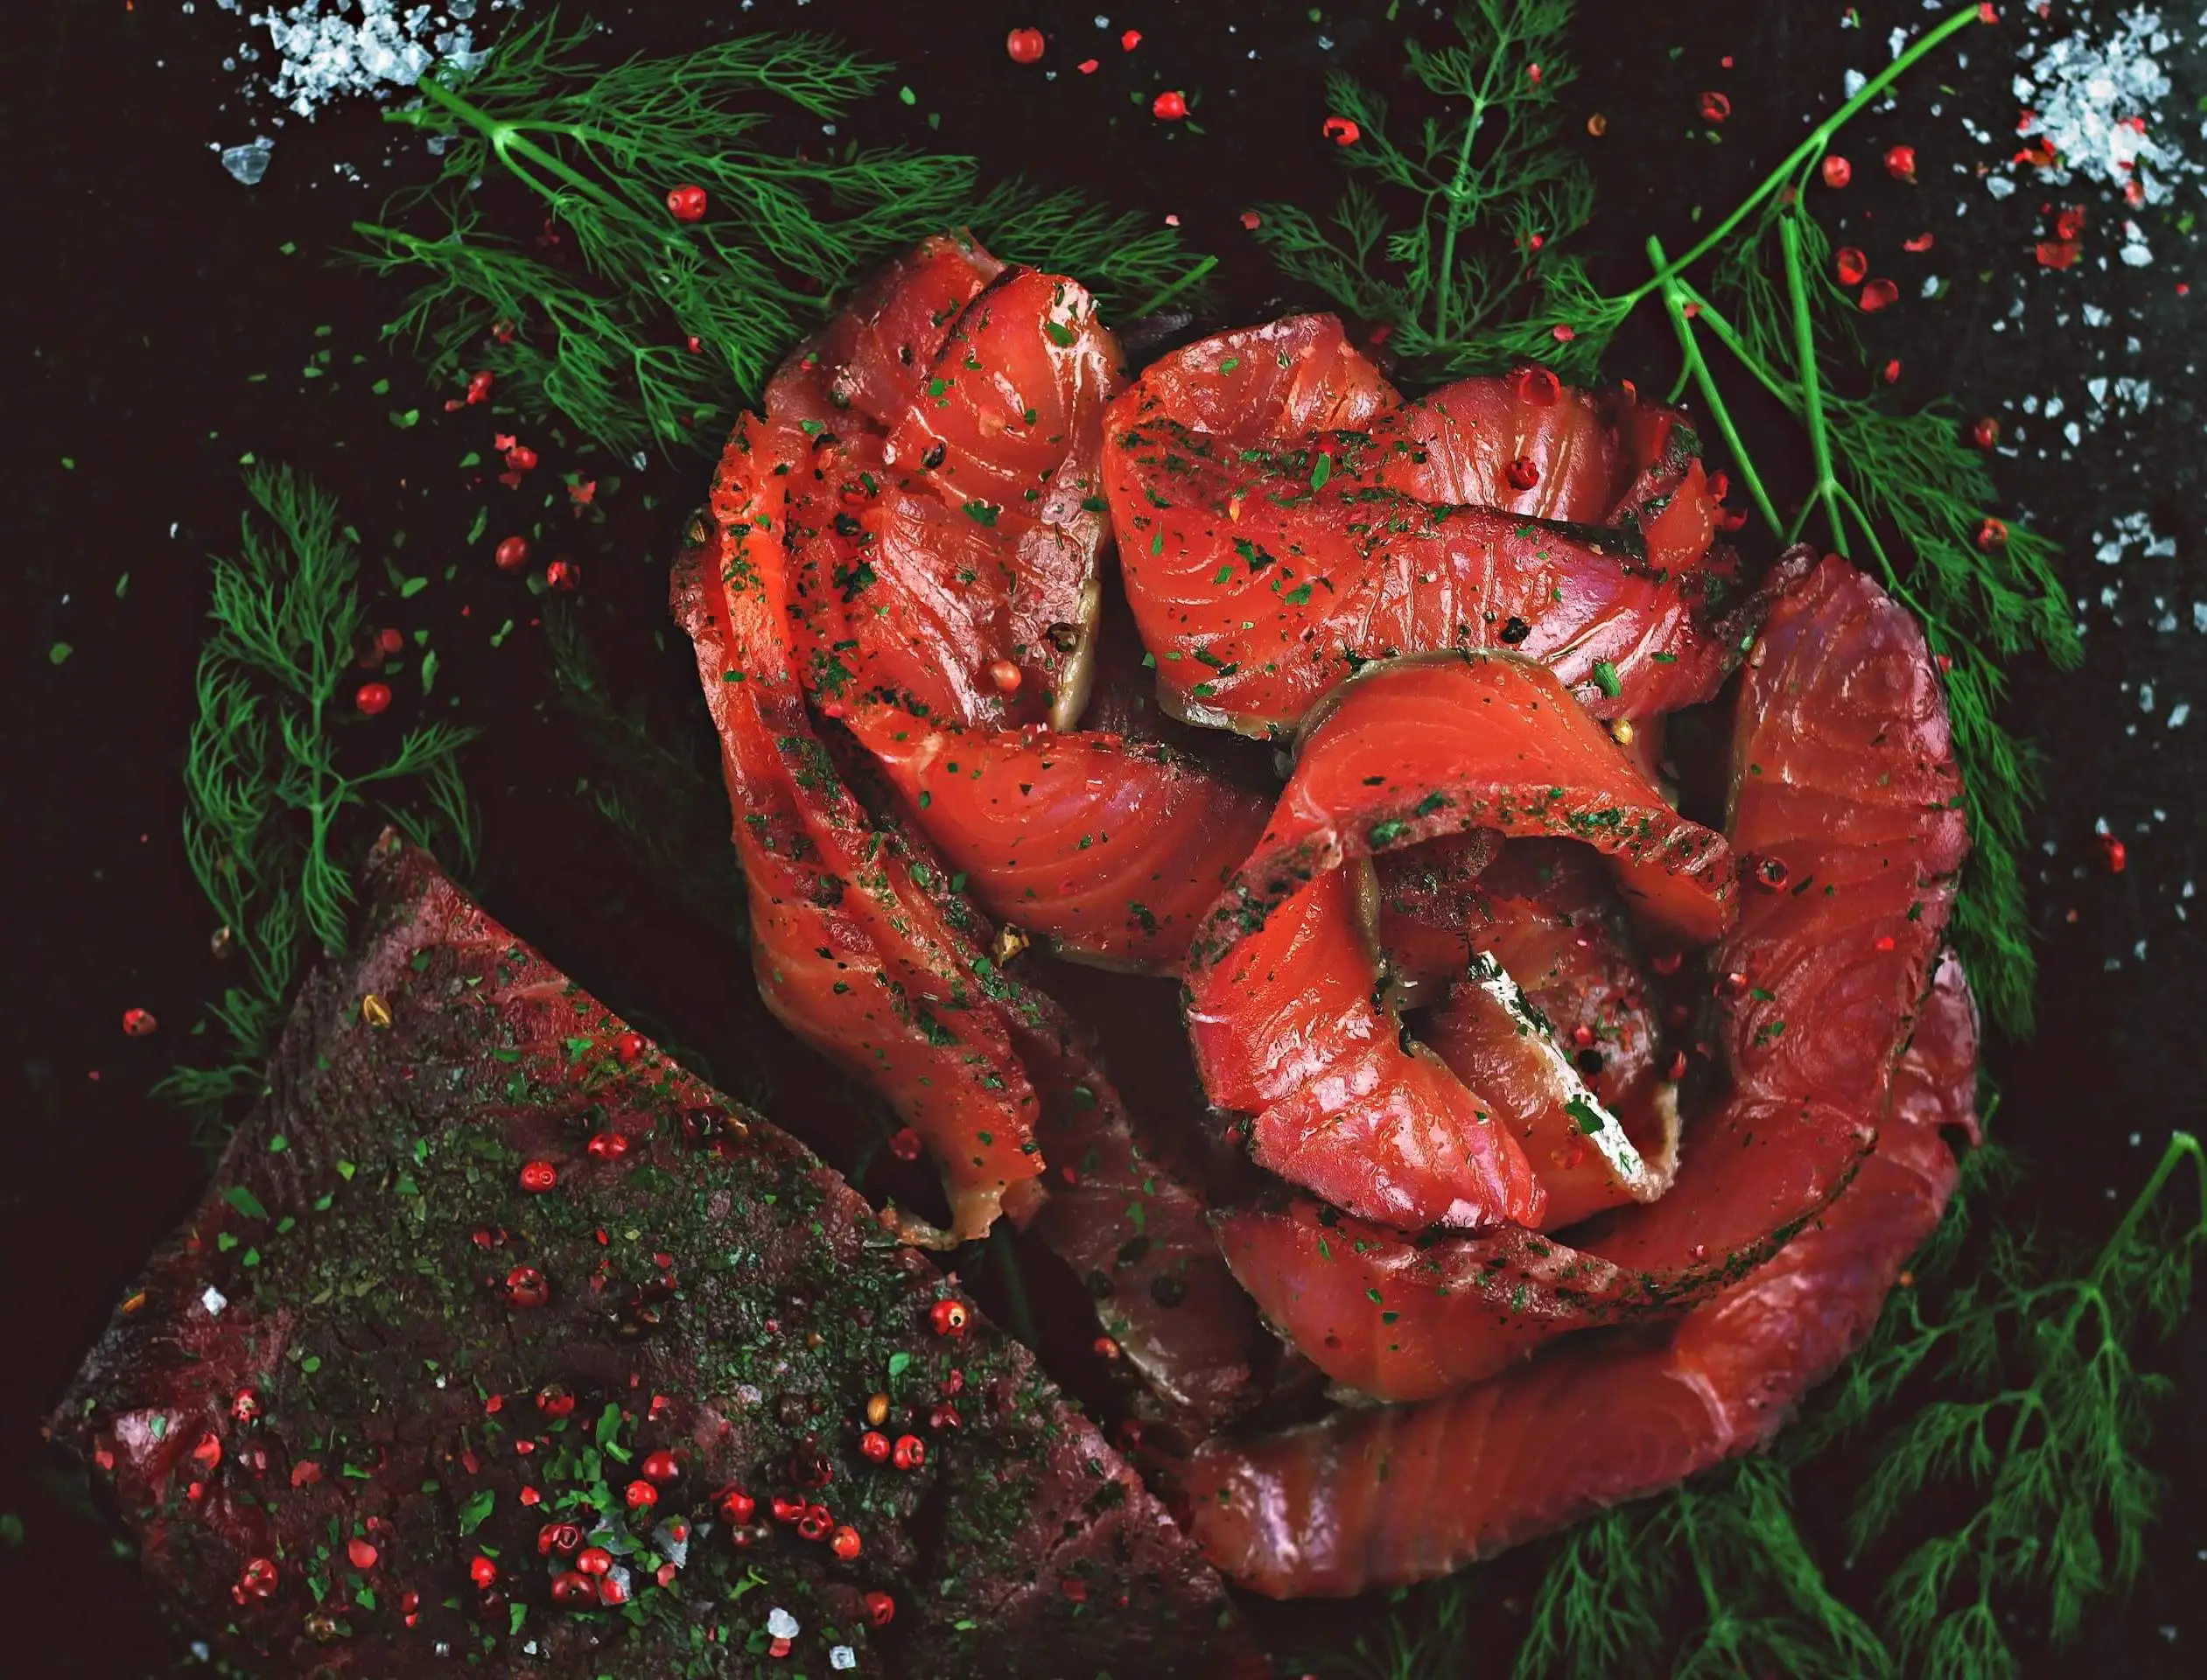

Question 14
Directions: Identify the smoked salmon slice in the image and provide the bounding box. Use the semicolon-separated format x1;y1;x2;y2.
1104;316;1761;738
1186;653;1734;1235
767;234;1121;732
673;412;1044;1243
844;705;1272;973
1187;956;1977;1596
1181;558;1975;1594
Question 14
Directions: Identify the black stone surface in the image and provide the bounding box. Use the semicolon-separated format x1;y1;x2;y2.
5;0;2201;1671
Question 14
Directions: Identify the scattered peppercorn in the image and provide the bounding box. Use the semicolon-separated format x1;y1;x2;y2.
1005;27;1045;64
1820;154;1852;188
519;1160;557;1194
354;682;393;717
666;184;708;222
1152;90;1188;121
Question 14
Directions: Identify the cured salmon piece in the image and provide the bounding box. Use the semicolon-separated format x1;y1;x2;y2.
1186;653;1733;1234
1721;556;1970;1109
1363;372;1718;571
1181;559;1974;1594
770;235;1120;732
1382;841;1677;1228
1105;319;1762;737
675;414;1043;1243
844;705;1272;974
49;838;1262;1676
1187;957;1977;1596
841;791;1273;1432
1118;313;1398;444
1189;866;1548;1233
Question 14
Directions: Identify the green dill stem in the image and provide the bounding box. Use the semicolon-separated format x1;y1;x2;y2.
399;74;831;312
1647;235;1783;538
1433;89;1490;343
1671;285;1798;412
1778;213;1846;556
1954;1130;2205;1627
1622;3;1982;312
1130;254;1220;318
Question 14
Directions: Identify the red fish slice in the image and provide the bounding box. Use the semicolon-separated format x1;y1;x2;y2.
1189;956;1977;1596
845;705;1272;973
1185;654;1732;1234
1182;558;1973;1593
769;237;1121;731
1411;843;1678;1230
1363;374;1717;570
673;412;1043;1244
1105;318;1755;738
1116;312;1398;444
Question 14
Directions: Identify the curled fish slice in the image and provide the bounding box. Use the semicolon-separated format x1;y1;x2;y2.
1182;557;1972;1595
1105;320;1762;738
845;705;1272;974
673;413;1043;1243
772;237;1120;730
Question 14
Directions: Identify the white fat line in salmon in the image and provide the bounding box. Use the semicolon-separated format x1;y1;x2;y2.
1461;948;1674;1204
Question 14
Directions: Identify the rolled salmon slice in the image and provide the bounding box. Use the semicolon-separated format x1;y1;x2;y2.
1104;318;1774;738
769;236;1120;732
1184;558;1974;1593
1189;956;1977;1595
1186;653;1733;1235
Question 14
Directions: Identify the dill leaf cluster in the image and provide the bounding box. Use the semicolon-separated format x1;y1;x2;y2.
355;14;1215;459
159;466;478;1139
1253;0;1593;372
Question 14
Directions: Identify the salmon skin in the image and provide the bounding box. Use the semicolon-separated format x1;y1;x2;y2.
845;705;1272;974
1182;558;1974;1595
767;234;1120;732
1104;314;1762;738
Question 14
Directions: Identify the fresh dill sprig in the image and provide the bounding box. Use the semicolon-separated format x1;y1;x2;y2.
158;466;479;1139
355;13;1214;458
1253;0;1593;373
1847;1131;2206;1677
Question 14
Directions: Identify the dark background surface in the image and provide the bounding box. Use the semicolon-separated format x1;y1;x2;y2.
4;0;2203;1672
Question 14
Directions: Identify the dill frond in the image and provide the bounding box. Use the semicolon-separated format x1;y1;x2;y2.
356;16;1213;457
1511;1460;1891;1680
158;466;478;1142
1850;1132;2205;1676
1511;1134;2202;1680
1253;0;1593;372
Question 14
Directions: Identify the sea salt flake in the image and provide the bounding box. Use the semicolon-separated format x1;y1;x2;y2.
2168;702;2190;727
2010;10;2194;206
767;1607;801;1641
220;137;274;184
201;1285;228;1316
